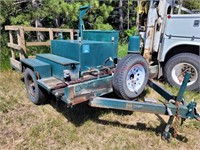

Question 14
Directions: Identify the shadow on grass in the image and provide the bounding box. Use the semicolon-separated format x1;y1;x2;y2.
19;73;188;143
48;94;132;127
46;93;188;143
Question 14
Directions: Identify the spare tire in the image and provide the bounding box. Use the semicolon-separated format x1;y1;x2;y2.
112;54;149;100
112;54;133;96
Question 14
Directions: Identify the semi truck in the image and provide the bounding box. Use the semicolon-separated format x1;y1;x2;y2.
137;0;200;91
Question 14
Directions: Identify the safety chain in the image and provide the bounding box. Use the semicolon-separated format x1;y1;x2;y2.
173;101;181;137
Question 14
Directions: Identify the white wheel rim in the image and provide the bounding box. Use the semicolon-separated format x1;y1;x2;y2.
126;64;145;93
171;63;198;86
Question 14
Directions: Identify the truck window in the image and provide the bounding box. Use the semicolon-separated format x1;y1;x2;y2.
167;6;171;14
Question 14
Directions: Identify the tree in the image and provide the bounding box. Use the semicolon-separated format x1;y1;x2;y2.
183;0;200;10
119;0;123;31
84;0;113;30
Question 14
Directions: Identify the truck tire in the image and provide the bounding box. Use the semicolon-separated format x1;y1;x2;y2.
112;54;149;100
24;68;46;104
164;53;200;91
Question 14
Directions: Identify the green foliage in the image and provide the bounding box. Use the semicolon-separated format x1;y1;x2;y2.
84;0;114;30
125;26;138;36
0;0;198;70
0;33;10;70
119;26;139;43
0;15;5;25
0;1;13;24
183;0;200;10
118;43;128;58
0;0;117;29
10;14;32;26
93;16;113;30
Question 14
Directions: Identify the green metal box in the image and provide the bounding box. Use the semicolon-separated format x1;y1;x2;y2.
82;30;119;57
21;58;51;78
51;40;116;72
36;54;80;81
128;36;140;53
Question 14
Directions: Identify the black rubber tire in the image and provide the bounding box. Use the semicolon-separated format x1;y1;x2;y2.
112;54;133;96
112;54;149;100
24;68;46;104
164;53;200;91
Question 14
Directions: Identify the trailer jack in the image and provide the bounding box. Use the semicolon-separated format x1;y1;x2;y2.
90;73;200;141
162;100;200;142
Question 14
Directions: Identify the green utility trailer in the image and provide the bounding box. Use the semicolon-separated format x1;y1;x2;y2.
19;5;199;141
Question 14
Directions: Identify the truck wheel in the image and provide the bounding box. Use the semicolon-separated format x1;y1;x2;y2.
164;53;200;91
24;68;46;104
112;54;149;100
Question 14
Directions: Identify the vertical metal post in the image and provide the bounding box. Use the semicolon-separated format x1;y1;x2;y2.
165;116;174;132
127;0;129;30
176;72;191;102
178;0;183;14
78;5;91;39
136;0;140;31
162;116;174;141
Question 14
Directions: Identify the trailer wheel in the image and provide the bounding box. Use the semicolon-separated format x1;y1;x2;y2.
164;53;200;91
24;68;46;104
112;54;133;96
113;54;149;100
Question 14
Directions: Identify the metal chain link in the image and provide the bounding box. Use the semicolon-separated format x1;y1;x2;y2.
173;101;181;137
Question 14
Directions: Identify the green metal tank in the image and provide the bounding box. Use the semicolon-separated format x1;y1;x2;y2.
128;36;140;53
51;38;118;73
82;30;119;57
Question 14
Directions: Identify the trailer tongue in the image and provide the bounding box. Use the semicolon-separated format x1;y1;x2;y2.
90;72;200;141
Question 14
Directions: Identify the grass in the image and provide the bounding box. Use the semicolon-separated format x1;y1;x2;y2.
0;43;200;149
0;69;200;149
118;43;128;58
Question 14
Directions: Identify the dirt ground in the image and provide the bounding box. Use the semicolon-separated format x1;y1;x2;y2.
0;71;200;150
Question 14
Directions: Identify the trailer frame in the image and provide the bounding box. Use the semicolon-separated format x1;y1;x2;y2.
89;73;200;141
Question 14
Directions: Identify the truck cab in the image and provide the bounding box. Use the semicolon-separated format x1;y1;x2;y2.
138;0;200;91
